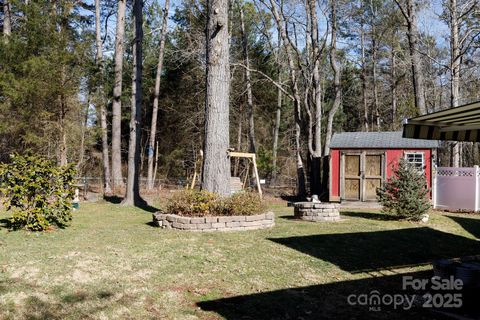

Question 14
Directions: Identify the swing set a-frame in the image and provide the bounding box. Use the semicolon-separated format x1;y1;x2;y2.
188;150;263;199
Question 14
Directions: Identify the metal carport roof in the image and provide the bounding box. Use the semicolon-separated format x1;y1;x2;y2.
403;101;480;142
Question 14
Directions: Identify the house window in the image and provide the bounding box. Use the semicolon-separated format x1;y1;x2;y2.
405;152;425;171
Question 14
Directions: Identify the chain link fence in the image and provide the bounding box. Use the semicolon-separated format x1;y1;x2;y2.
74;175;297;198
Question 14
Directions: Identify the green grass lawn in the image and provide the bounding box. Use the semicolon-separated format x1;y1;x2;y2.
1;200;480;319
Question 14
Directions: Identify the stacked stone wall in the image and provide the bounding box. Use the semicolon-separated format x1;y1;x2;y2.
153;212;275;231
294;203;341;221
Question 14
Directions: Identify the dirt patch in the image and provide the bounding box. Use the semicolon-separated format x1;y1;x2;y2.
9;266;40;281
71;269;93;284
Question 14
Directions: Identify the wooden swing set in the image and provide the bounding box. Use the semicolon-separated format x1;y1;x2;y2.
188;150;263;198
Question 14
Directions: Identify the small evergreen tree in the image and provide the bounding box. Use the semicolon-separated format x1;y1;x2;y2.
376;158;431;221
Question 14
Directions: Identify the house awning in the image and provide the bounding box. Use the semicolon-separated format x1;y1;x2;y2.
403;101;480;142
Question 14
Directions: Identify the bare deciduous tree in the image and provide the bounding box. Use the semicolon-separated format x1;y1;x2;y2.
369;0;380;131
271;35;282;183
443;0;480;167
360;20;369;132
393;0;427;115
266;0;306;196
239;3;256;154
147;0;170;190
324;0;342;156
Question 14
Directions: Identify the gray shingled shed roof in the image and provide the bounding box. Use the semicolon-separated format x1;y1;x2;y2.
330;131;439;149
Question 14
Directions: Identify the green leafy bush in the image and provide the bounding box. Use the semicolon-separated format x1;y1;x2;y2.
165;190;219;216
165;190;265;217
376;158;430;221
0;154;76;231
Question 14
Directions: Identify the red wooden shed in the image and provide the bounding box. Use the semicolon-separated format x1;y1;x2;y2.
329;131;439;202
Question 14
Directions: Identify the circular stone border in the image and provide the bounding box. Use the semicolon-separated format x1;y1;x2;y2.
294;202;341;221
152;212;275;231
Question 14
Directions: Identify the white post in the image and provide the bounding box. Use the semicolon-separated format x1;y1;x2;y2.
475;165;479;212
432;166;437;209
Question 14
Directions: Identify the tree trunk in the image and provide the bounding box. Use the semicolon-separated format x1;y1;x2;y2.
391;43;397;129
360;24;369;132
233;108;242;177
201;0;231;196
239;5;256;154
59;95;68;166
271;86;281;184
77;95;90;170
3;0;11;37
407;1;426;115
368;0;380;131
324;0;342;157
307;0;322;160
153;140;159;184
99;104;112;193
54;6;68;166
271;33;282;185
305;1;320;198
139;134;146;173
308;0;323;195
371;35;380;131
450;0;461;167
473;143;479;165
269;0;306;197
231;14;243;176
95;0;112;194
111;0;127;191
394;0;427;115
147;0;170;190
123;0;145;206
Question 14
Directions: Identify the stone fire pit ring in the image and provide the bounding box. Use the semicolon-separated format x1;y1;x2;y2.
294;202;341;222
152;212;275;231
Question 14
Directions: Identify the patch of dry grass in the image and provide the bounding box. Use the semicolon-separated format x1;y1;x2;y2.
0;199;479;319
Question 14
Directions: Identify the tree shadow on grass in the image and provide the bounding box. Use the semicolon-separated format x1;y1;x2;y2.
145;221;158;227
279;215;297;220
0;278;118;319
199;227;480;319
447;215;480;239
0;218;11;229
103;195;123;204
61;290;113;304
136;202;159;213
22;291;115;320
269;227;480;274
198;270;451;320
280;195;307;203
341;211;396;221
103;195;159;213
